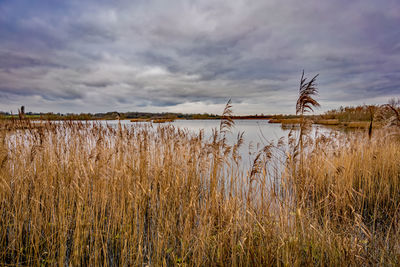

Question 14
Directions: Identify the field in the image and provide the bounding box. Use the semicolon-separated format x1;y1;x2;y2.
0;119;399;266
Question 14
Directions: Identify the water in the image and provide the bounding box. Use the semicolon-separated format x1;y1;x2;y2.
103;119;286;141
99;119;335;169
101;119;332;146
20;119;338;188
33;119;334;147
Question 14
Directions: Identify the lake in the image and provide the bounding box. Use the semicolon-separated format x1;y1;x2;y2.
98;119;335;169
101;119;333;144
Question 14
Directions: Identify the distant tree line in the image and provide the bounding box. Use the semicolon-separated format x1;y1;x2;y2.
0;110;221;120
1;99;399;124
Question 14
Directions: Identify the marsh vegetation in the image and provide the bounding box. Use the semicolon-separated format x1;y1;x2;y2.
0;105;399;266
1;75;400;265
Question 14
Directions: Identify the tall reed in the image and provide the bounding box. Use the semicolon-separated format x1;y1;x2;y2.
0;118;399;266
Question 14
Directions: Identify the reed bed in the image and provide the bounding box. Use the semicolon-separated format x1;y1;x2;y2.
342;121;373;128
280;118;303;124
130;118;151;123
315;119;340;125
152;119;175;123
0;120;399;266
268;119;282;123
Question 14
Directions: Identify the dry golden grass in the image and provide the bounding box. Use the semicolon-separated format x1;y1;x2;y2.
342;121;371;128
341;121;383;129
280;118;302;124
268;119;282;123
130;118;151;122
315;119;340;125
152;118;175;123
0;120;399;266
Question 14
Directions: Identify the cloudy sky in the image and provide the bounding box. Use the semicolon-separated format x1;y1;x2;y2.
0;0;399;115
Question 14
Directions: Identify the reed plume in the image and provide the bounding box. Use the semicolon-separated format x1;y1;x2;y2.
220;99;235;135
294;70;320;158
296;70;320;116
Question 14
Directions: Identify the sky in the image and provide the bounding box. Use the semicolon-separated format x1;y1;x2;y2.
0;0;399;115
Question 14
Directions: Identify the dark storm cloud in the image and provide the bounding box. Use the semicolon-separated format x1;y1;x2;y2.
0;52;46;69
0;0;399;114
